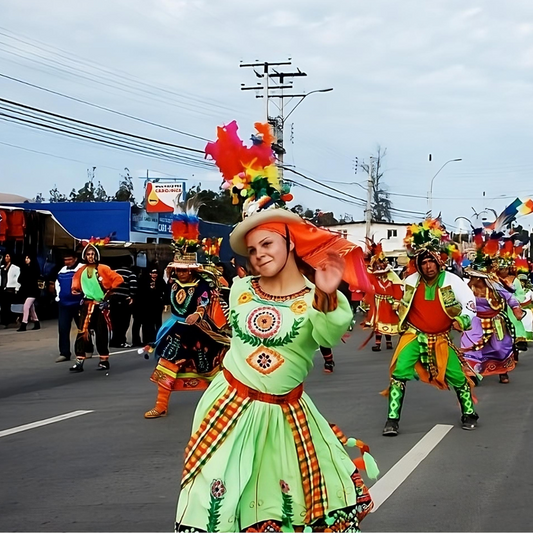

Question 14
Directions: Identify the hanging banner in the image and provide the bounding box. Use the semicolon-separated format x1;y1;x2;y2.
145;181;186;213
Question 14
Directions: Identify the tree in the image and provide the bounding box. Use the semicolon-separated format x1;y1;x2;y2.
291;204;314;219
187;185;241;225
32;193;45;203
49;185;68;202
114;168;136;203
291;204;305;216
69;167;110;202
360;146;393;223
313;210;338;226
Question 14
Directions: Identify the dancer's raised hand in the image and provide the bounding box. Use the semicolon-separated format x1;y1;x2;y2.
315;253;345;295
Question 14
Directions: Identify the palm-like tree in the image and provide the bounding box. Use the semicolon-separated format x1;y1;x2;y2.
360;146;393;223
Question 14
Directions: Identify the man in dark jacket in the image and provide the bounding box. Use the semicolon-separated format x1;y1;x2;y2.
109;256;137;348
55;251;84;362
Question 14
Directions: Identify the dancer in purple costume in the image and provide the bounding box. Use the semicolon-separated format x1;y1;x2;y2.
461;271;523;383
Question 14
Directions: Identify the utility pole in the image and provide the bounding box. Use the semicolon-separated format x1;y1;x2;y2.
365;157;373;246
239;60;296;122
241;60;323;179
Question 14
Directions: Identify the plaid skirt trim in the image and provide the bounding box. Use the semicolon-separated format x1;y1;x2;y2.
281;400;327;523
182;388;251;487
180;371;329;524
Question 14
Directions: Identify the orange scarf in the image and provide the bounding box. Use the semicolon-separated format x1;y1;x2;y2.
248;221;372;293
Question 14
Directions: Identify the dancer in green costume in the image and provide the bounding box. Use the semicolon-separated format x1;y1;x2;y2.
175;122;376;532
382;219;479;437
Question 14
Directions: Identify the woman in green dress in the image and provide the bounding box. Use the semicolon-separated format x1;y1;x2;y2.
175;205;375;532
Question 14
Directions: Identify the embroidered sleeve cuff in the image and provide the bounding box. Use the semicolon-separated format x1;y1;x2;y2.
454;315;471;331
313;289;338;313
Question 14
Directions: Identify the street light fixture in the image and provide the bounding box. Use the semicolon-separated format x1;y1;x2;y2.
283;88;334;123
427;158;462;217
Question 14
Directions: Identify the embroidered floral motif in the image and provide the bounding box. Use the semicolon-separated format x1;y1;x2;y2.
238;291;253;305
246;347;284;374
280;480;293;529
210;479;226;499
206;479;226;532
231;309;303;348
280;480;290;494
290;299;308;315
247;306;282;339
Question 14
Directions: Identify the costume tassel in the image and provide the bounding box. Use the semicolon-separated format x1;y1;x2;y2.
363;452;380;480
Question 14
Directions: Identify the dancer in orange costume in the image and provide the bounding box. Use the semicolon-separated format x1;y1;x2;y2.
365;242;403;351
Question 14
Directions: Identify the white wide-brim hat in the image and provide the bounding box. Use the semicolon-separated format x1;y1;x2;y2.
167;252;202;270
229;208;304;257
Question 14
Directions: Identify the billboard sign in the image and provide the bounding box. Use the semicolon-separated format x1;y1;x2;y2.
131;206;159;234
157;213;173;235
145;180;186;213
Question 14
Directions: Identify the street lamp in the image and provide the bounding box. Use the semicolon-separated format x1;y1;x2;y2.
270;88;333;180
427;158;462;218
283;88;334;123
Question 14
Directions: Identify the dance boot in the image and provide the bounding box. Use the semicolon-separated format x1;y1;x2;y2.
455;380;479;430
382;377;406;437
145;388;171;419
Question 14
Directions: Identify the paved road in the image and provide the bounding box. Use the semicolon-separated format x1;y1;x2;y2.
0;320;532;532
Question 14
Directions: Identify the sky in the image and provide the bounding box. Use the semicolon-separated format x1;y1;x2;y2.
2;0;533;231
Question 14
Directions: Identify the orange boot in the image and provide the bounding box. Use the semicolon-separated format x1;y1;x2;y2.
144;387;171;418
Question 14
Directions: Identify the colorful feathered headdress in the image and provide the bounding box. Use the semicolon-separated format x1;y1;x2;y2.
515;257;529;275
205;120;292;209
171;196;201;256
468;229;499;274
404;219;460;261
169;196;225;269
468;228;524;275
80;235;114;262
494;238;522;269
365;238;388;272
201;237;223;264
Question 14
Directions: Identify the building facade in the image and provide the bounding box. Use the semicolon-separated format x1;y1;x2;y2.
325;220;410;258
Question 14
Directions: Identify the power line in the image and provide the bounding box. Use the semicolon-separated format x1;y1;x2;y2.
282;165;426;217
0;43;222;120
0;73;211;142
0;112;210;169
281;166;366;205
286;180;365;207
0;97;206;155
0;104;214;170
0;140;123;171
0;27;243;115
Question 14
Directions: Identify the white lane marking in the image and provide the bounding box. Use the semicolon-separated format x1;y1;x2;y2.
370;423;453;512
0;410;94;438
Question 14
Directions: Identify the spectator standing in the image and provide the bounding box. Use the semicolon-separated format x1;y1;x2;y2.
109;257;137;348
0;253;20;328
17;255;41;331
130;266;144;347
54;251;84;362
137;268;166;344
